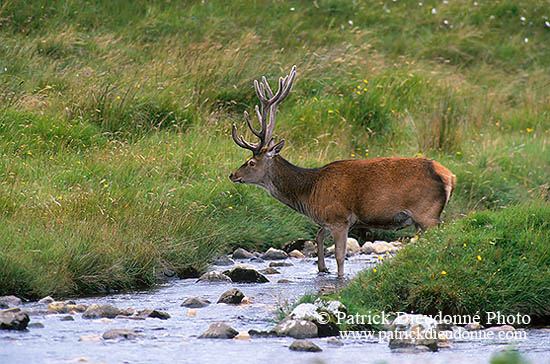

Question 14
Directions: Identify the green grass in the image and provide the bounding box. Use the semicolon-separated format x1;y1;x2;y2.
0;0;549;298
333;201;550;326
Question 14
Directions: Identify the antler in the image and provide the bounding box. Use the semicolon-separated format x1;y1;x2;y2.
232;65;297;155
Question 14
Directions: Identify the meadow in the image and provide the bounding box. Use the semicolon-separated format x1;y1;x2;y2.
0;0;549;301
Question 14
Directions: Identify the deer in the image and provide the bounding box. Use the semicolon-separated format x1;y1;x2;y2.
229;66;456;277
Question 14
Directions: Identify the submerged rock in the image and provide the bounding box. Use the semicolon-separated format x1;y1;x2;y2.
103;329;140;340
47;301;70;314
217;288;245;305
178;266;201;279
223;267;269;283
269;261;293;267
289;339;322;352
464;322;483;331
82;304;121;319
282;239;309;253
361;241;374;254
212;255;234;266
389;314;439;352
197;271;232;283
260;267;280;275
60;315;75;321
0;308;29;330
38;296;54;305
232;248;254;259
198;322;238;339
262;248;288;260
181;297;211;308
138;309;170;320
346;238;361;255
273;318;318;339
0;296;22;308
27;322;45;329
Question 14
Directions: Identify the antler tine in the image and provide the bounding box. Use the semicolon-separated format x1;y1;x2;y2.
232;124;260;152
262;76;274;98
244;111;262;138
264;65;297;143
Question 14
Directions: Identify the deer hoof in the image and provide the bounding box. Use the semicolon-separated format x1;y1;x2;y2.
318;268;330;274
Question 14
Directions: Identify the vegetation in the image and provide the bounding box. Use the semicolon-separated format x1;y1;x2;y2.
334;201;550;326
0;0;548;298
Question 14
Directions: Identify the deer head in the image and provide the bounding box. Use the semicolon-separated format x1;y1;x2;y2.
229;66;296;186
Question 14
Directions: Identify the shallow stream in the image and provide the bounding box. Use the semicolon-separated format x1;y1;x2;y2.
2;255;549;364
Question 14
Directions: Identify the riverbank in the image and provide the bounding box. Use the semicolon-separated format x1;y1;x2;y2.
331;201;550;329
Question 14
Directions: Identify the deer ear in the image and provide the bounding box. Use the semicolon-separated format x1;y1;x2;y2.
266;139;285;157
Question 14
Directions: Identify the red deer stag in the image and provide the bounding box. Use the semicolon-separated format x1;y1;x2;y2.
229;66;456;277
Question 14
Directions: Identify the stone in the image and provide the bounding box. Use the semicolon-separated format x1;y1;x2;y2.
223;267;269;283
248;329;276;337
187;309;197;317
372;241;394;255
278;279;292;283
67;304;87;313
28;322;45;329
346;238;361;254
249;257;264;263
327;337;344;346
138;309;170;320
269;261;293;267
197;271;232;283
260;267;280;275
212;255;234;266
486;325;516;331
273;318;318;339
234;331;251;340
60;315;75;321
289;250;305;259
217;288;245;305
389;314;439;352
232;248;254;259
103;329;140;340
326;245;335;255
38;296;55;305
302;241;318;257
181;297;211;308
361;241;374;254
288;301;343;337
262;248;288;260
82;304;121;319
47;301;70;314
198;322;238;339
465;322;483;331
282;239;310;253
0;308;30;330
289;340;322;352
178;266;201;279
0;296;22;308
79;334;101;342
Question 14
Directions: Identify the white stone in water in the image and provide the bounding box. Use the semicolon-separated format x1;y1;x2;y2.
389;314;439;351
289;303;324;323
314;298;346;318
346;238;361;253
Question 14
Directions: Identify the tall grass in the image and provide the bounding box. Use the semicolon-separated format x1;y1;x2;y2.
0;0;549;298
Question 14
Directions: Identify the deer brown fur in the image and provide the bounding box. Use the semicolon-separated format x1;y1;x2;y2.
229;66;456;277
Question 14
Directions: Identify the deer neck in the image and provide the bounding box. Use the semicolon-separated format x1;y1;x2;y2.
262;156;319;217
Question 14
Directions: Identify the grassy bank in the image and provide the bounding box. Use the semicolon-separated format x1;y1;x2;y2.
1;0;549;298
333;201;550;326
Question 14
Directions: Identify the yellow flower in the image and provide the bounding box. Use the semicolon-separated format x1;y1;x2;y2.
363;79;368;84
495;122;500;126
313;97;318;102
299;155;303;159
441;270;447;275
365;152;369;156
351;153;356;157
357;85;362;89
328;110;334;114
356;91;361;95
414;235;419;239
391;109;396;113
373;268;377;273
416;153;423;157
447;107;452;111
378;256;383;260
522;256;526;260
116;95;121;100
477;255;482;261
463;243;467;247
503;177;507;181
526;128;533;133
228;206;233;210
456;151;461;155
57;196;62;200
497;268;501;272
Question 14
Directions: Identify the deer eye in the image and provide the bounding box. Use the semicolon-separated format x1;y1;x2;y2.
248;160;256;167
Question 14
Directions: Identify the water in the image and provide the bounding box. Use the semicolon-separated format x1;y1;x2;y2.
1;255;549;364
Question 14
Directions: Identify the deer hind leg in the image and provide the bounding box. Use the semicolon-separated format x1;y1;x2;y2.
329;223;349;278
316;228;330;273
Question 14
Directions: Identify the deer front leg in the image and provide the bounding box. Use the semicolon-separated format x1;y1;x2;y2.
316;227;330;273
330;224;349;278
